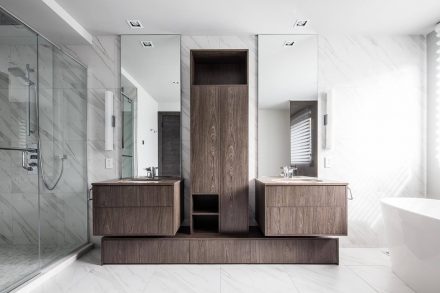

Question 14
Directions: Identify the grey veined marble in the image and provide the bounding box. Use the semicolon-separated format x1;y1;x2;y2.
0;34;89;292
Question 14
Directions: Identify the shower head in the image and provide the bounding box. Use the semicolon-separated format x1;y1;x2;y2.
8;66;34;85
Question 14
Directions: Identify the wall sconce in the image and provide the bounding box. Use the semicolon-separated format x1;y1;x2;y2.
323;91;333;150
105;90;115;151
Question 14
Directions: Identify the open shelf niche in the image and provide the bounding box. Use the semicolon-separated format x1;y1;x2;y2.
191;194;219;233
191;50;248;85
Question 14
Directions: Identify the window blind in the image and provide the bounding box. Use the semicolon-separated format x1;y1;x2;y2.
290;108;312;165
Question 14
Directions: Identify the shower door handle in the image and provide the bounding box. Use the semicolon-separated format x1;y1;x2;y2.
22;151;30;171
21;150;35;171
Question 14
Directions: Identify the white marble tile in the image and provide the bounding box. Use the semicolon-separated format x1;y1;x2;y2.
349;266;415;293
19;248;426;293
221;265;298;293
339;248;391;266
317;35;426;248
145;265;220;293
285;265;376;293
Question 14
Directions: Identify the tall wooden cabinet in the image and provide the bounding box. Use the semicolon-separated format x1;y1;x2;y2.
190;50;249;234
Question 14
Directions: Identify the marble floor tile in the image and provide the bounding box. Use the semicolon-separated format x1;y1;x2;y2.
220;265;298;293
145;265;220;293
285;265;376;293
349;266;415;293
339;248;391;266
16;248;416;293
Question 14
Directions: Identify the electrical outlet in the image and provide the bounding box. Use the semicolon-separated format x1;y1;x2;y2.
324;156;332;168
105;158;113;169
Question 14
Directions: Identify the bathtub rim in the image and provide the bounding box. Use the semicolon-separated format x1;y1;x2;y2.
381;197;440;221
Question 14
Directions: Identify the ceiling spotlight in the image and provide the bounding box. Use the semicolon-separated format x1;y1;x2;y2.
140;41;154;48
127;19;143;29
294;20;308;27
284;41;295;47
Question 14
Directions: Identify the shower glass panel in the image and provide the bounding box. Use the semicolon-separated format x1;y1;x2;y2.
0;8;88;292
0;10;40;291
38;37;88;267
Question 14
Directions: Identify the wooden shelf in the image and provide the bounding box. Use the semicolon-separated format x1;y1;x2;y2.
192;211;219;216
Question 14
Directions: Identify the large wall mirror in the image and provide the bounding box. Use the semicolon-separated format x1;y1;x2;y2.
121;35;181;178
258;34;318;177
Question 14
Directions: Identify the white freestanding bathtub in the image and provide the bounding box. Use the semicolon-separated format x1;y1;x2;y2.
381;197;440;293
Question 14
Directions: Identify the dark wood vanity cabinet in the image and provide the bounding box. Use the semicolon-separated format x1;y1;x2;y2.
190;50;249;234
92;180;181;236
256;179;348;236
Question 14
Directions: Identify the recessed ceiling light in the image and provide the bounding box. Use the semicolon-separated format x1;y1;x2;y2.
284;41;295;47
140;41;154;48
294;20;308;27
127;19;143;29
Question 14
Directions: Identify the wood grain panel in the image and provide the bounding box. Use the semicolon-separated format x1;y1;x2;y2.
266;207;347;236
265;185;347;207
101;235;338;264
93;207;175;236
251;238;338;264
190;239;252;263
102;238;190;264
93;185;174;207
173;183;181;233
190;85;220;194
219;85;249;233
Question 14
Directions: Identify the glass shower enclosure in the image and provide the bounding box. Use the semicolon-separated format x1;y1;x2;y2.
0;8;88;292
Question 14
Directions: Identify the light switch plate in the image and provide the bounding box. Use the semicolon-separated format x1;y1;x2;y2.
324;156;332;168
105;158;113;169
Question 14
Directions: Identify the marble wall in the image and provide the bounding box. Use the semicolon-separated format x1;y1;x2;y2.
38;39;88;249
318;36;427;247
0;37;89;248
61;36;122;245
0;42;39;245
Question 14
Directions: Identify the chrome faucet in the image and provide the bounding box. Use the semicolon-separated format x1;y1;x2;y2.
145;166;159;179
281;166;298;178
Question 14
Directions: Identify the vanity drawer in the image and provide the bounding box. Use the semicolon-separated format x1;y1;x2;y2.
265;185;346;207
93;207;176;236
255;181;348;236
266;206;347;235
92;182;181;236
93;185;174;207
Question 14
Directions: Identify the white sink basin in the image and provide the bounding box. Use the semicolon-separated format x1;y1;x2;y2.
117;180;161;184
273;177;322;183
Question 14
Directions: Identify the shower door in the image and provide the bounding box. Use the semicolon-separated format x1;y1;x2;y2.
38;37;88;267
0;11;40;291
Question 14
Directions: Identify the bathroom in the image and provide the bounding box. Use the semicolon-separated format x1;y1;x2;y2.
0;0;438;292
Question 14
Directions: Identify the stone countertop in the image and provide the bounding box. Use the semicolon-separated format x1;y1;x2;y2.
256;176;348;186
92;177;182;186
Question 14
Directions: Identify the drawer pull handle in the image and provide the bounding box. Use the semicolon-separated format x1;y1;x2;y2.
347;186;354;200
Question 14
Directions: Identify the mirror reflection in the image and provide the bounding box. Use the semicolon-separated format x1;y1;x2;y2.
258;34;318;177
121;35;181;178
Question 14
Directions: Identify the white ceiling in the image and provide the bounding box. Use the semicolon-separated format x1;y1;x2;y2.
19;0;440;37
1;0;439;45
0;0;91;44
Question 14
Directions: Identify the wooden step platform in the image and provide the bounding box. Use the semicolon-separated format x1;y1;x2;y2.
101;227;339;265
